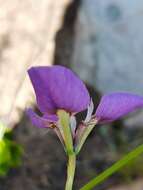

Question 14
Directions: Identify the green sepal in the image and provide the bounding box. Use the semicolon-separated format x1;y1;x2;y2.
57;110;74;155
75;124;96;155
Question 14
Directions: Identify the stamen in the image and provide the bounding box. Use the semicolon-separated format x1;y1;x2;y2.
49;123;56;129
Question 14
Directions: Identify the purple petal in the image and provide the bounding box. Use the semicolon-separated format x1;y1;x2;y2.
28;68;56;114
26;108;58;128
95;92;143;123
43;113;58;122
28;66;90;114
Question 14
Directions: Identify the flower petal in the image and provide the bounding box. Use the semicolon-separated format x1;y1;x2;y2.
28;67;56;114
43;113;58;122
28;66;90;113
26;108;57;128
95;92;143;123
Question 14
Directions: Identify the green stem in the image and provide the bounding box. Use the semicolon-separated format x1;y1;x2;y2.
65;154;76;190
80;144;143;190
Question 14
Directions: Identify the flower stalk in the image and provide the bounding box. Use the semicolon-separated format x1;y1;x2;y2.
57;110;76;190
65;153;76;190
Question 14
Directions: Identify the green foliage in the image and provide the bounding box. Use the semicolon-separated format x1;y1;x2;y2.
0;132;23;176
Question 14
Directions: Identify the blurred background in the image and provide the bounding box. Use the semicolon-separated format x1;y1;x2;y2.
0;0;143;189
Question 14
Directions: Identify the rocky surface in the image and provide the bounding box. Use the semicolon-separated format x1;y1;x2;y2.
73;0;143;94
0;0;71;127
72;0;143;127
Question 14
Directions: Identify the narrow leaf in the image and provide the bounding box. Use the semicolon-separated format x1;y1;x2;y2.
80;144;143;190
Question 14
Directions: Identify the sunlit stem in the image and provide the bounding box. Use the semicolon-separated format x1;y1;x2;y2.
80;144;143;190
65;153;76;190
57;110;74;154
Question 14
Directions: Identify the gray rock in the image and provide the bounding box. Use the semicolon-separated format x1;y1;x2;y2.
72;0;143;127
72;0;143;95
0;0;71;127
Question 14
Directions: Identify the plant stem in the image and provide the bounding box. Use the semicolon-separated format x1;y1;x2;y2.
65;154;76;190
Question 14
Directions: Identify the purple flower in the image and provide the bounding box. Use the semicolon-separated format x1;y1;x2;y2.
95;92;143;124
75;92;143;153
27;65;143;151
27;65;90;129
27;66;143;153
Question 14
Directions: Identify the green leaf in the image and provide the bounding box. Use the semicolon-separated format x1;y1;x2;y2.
0;132;23;176
0;140;11;164
0;164;9;176
8;140;23;167
80;144;143;190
